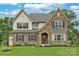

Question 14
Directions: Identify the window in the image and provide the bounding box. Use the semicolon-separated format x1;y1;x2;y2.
54;34;63;41
17;23;22;29
23;23;28;29
53;21;64;29
32;22;39;30
16;34;24;41
29;34;36;41
17;23;28;29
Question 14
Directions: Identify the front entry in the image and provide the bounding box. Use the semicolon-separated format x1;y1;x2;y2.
41;33;48;44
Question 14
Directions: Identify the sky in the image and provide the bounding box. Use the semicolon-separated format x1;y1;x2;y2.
0;3;79;18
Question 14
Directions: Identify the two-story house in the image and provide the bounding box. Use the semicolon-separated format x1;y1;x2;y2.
9;8;69;46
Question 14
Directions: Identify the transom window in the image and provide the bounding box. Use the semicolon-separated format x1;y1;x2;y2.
53;21;64;29
32;22;39;30
54;34;64;41
16;34;24;41
29;34;36;41
17;23;28;29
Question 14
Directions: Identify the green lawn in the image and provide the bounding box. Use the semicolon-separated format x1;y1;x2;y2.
0;46;78;56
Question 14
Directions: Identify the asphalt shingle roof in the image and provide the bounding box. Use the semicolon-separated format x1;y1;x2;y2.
14;9;52;22
28;14;52;22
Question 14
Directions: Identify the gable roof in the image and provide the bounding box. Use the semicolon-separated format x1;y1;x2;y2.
56;8;69;21
13;8;69;23
13;9;52;22
14;9;28;20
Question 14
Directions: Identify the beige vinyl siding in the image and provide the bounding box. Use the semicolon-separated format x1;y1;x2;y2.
13;11;32;30
39;23;46;29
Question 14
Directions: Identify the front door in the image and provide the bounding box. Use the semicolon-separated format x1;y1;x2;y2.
41;33;48;44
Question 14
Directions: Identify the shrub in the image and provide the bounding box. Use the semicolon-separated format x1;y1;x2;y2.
27;44;36;46
14;44;22;46
32;44;35;46
50;45;68;47
28;44;32;46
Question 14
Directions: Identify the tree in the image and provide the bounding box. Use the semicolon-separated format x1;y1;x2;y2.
62;9;76;21
0;17;13;49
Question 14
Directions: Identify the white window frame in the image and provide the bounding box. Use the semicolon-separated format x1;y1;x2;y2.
16;34;24;41
54;21;63;29
17;23;28;29
29;34;36;41
54;34;64;41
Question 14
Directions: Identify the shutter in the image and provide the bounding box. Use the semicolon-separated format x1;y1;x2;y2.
27;23;28;29
16;34;18;41
22;35;24;41
63;22;64;28
35;35;36;41
28;34;30;41
17;23;19;29
53;21;54;28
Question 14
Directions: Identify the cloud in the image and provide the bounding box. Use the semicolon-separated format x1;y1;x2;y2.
24;3;56;14
0;3;18;5
24;3;66;13
9;3;18;5
73;10;79;14
24;3;53;9
0;3;66;17
0;9;20;17
70;5;79;9
11;9;20;15
24;3;58;14
0;3;78;18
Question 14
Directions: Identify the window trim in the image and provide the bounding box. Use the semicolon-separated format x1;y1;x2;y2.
16;34;24;41
17;23;28;29
54;34;64;41
53;21;64;29
29;34;36;41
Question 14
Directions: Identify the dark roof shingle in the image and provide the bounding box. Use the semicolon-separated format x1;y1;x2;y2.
28;14;52;22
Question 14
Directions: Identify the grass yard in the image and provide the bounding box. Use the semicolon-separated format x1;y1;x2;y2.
0;46;78;56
